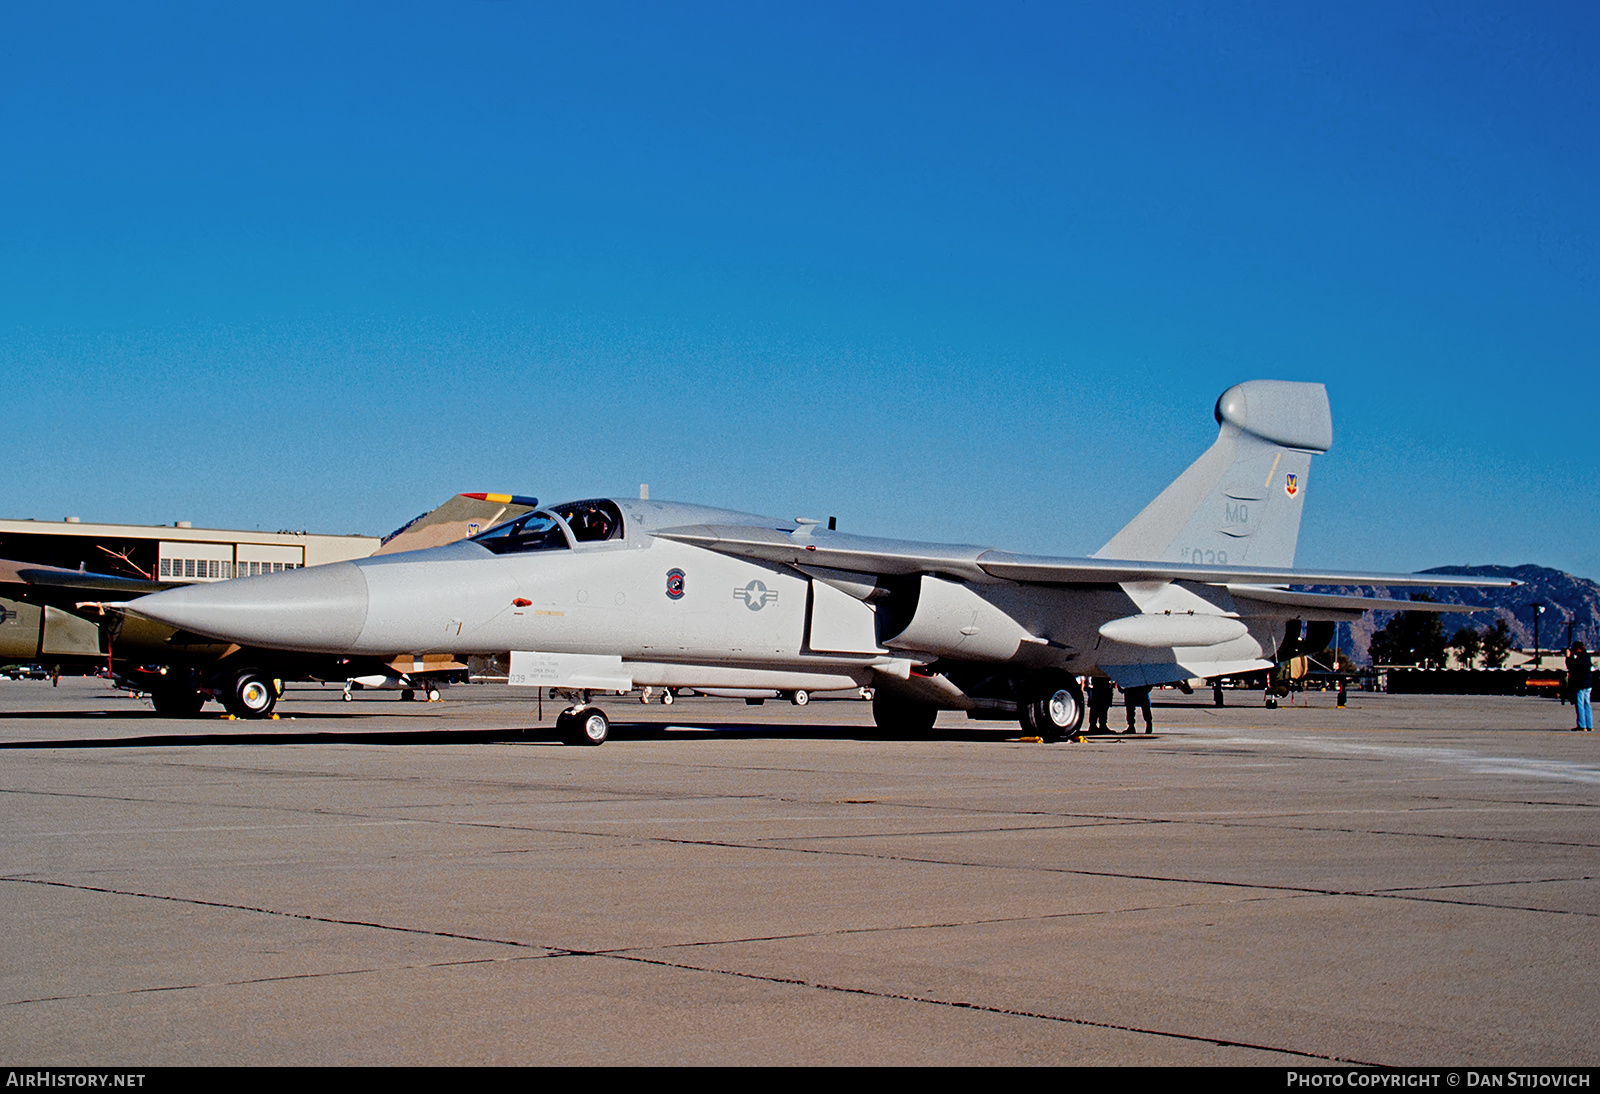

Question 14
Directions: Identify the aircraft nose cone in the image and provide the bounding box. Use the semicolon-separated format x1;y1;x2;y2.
132;562;370;652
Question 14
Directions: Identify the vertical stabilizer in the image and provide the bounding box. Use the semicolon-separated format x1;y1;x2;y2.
1094;381;1331;568
374;493;539;556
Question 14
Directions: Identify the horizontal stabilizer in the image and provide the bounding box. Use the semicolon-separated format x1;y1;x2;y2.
1226;585;1484;615
0;558;175;596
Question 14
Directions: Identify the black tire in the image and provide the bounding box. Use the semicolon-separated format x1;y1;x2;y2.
151;685;206;717
1018;701;1039;737
400;688;415;702
559;706;609;746
1022;675;1084;742
871;691;938;737
222;671;277;719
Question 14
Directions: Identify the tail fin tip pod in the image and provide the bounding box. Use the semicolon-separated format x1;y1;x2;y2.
1095;380;1331;568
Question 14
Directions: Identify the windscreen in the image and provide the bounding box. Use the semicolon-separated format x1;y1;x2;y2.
470;511;571;554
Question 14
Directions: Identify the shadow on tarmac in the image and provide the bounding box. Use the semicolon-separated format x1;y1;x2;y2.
0;722;1150;750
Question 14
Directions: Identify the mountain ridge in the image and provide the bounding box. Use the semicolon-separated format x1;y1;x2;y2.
1304;564;1599;664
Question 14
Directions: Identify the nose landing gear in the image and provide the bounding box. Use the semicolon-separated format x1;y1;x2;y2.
556;706;610;746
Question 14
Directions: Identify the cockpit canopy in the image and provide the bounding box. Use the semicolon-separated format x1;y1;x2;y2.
470;499;624;554
554;499;623;542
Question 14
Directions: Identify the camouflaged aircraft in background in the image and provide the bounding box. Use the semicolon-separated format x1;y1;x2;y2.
130;381;1508;743
0;493;536;717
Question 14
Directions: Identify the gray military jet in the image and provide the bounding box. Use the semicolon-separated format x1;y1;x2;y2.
129;381;1508;744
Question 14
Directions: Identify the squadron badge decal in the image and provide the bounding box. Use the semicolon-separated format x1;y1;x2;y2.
1284;473;1299;498
665;568;686;600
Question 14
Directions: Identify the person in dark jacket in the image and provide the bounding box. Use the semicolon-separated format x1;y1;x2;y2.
1569;642;1592;732
1124;684;1153;733
1088;676;1114;733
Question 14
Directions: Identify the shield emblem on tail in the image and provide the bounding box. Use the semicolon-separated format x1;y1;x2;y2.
1284;473;1299;498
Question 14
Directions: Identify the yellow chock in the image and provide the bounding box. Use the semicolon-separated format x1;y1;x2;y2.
1020;735;1044;743
271;714;279;720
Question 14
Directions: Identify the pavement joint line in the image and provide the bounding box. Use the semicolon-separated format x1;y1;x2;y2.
11;774;1591;852
9;795;1591;914
0;874;1361;1063
1369;874;1594;894
3;954;553;1008
1177;818;1600;849
565;949;1385;1067
753;821;1146;841
632;836;1600;917
358;797;1599;855
0;876;557;951
24;791;1581;918
1438;795;1599;810
592;893;1306;954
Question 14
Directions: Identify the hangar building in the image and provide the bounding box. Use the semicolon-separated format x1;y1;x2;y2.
0;516;381;583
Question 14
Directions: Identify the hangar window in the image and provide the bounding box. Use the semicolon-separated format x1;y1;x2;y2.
550;499;624;543
471;511;573;555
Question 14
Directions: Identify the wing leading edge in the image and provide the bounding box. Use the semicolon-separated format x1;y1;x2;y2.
651;525;1515;597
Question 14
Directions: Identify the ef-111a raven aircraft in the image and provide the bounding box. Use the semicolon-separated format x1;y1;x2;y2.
130;381;1508;743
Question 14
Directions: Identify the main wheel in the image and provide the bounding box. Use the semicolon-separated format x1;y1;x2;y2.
222;671;277;719
871;691;938;737
401;688;415;702
559;706;609;746
427;688;441;702
790;689;810;707
1021;676;1084;742
1018;701;1039;737
151;685;205;717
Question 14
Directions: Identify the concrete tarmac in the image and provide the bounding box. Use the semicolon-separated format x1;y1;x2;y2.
1;678;1595;1065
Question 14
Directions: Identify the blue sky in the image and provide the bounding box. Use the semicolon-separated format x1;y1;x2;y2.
3;2;1595;577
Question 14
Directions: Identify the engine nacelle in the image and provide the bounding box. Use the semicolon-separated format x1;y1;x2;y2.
879;575;1034;662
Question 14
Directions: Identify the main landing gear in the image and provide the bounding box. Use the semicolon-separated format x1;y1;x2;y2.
1018;673;1084;742
150;683;206;717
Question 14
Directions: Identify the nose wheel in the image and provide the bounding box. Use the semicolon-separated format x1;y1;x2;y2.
557;706;610;746
222;670;279;719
